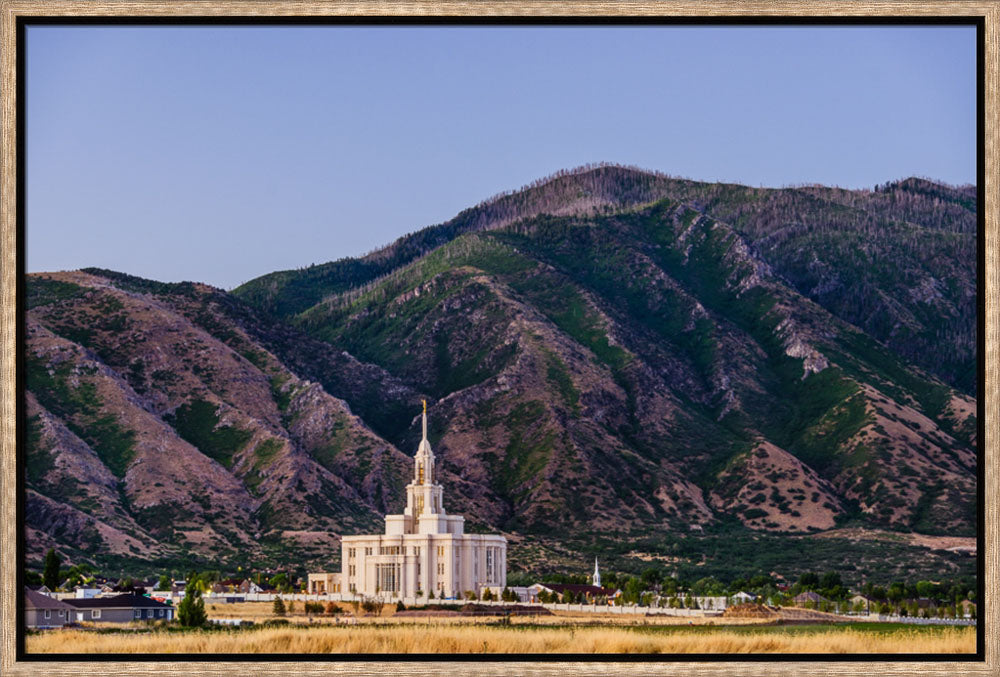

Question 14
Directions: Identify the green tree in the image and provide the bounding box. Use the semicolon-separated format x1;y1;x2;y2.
269;573;290;592
177;588;207;627
622;577;643;605
660;577;678;597
43;549;61;590
818;572;842;591
640;568;663;589
797;572;819;590
886;582;905;604
273;597;286;616
156;574;172;591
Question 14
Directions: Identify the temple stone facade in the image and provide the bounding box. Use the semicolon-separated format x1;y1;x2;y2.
338;403;507;599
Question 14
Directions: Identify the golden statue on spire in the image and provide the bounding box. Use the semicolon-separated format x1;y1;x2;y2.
422;398;427;415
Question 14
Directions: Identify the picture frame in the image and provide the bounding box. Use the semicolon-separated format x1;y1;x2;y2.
1;1;996;675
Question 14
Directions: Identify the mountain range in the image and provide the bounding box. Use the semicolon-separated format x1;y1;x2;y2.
24;165;978;584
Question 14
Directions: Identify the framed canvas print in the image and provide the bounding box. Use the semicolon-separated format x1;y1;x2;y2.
1;1;996;675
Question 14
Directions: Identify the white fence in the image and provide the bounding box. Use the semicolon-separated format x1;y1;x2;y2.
869;615;976;626
189;593;724;616
152;592;977;625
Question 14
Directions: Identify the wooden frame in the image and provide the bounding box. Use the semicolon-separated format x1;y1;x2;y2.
1;2;996;675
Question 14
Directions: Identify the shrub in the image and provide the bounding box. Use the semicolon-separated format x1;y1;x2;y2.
272;597;286;616
324;602;341;615
177;588;207;627
361;598;383;614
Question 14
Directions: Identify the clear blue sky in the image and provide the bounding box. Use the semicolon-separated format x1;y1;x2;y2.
26;25;976;289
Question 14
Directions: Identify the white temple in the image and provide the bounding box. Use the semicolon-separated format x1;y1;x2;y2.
334;401;507;599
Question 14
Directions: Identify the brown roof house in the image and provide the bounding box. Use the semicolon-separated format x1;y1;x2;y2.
791;591;828;607
64;593;174;623
24;587;75;629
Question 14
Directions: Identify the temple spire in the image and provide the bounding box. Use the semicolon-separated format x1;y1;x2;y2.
422;399;427;441
593;557;601;588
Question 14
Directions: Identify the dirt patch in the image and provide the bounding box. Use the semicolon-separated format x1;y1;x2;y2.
811;527;976;555
723;603;778;619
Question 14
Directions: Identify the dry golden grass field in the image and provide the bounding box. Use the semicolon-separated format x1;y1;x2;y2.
26;610;976;654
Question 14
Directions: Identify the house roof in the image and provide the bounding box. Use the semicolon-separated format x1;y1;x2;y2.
64;593;172;609
24;587;74;611
792;591;827;602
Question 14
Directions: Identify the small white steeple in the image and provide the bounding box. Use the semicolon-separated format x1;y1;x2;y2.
592;557;601;588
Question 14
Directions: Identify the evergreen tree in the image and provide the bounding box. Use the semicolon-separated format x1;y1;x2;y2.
43;549;61;590
177;588;207;627
272;597;286;616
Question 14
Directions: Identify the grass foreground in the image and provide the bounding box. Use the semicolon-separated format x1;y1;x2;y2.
26;621;975;654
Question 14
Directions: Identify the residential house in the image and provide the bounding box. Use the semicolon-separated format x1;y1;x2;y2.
26;584;51;595
237;579;267;594
849;594;875;613
24;587;75;629
730;591;756;604
791;591;828;607
65;593;174;623
211;578;244;594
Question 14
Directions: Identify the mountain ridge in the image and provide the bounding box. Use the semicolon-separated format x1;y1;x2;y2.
24;167;977;584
